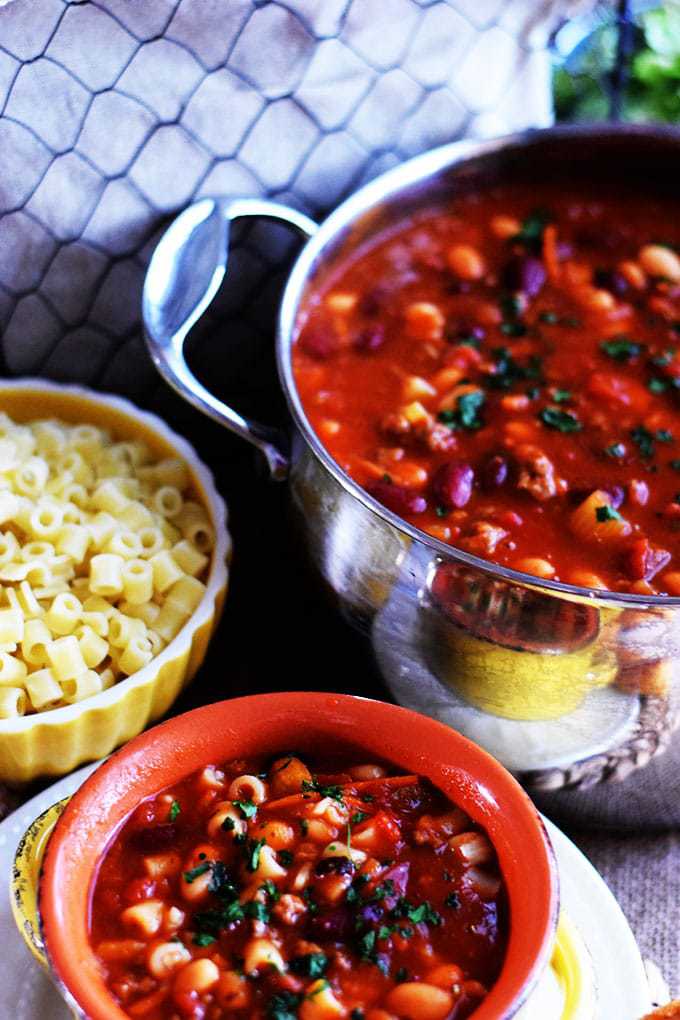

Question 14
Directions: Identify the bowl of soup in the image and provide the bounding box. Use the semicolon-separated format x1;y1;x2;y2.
145;125;680;785
13;692;557;1019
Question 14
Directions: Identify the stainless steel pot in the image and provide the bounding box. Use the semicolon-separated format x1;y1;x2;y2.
144;124;680;795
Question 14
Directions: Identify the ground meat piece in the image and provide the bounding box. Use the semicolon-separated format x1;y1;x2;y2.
515;444;562;501
459;522;509;557
415;421;457;452
273;894;307;926
380;411;411;438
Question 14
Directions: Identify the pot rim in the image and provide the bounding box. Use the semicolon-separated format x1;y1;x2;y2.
39;692;559;1020
276;122;680;609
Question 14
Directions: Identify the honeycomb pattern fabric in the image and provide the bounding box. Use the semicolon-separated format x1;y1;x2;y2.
0;0;571;397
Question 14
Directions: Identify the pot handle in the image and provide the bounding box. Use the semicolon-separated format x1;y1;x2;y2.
143;198;319;480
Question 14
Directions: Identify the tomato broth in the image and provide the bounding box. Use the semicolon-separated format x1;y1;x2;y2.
89;754;506;1020
293;182;680;595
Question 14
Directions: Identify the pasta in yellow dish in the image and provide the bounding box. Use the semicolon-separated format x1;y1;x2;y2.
0;412;213;718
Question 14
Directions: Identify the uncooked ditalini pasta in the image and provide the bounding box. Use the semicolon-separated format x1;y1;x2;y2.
0;413;212;719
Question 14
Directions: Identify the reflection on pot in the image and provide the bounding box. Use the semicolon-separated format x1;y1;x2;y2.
425;561;616;721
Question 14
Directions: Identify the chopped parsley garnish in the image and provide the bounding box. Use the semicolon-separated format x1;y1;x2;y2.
596;505;622;522
457;335;481;348
630;426;673;459
649;378;668;394
499;294;526;337
301;778;345;803
486;346;542;391
302;888;319;915
260;879;280;902
511;208;552;253
539;407;582;433
606;442;626;458
299;819;309;835
183;861;211;884
371;879;395;902
351;811;370;825
652;350;675;367
233;798;257;819
244;900;270;923
267;991;303;1020
600;337;642;361
445;891;461;909
438;389;485;431
208;860;232;895
435;505;449;518
358;930;376;960
501;294;522;318
392;897;442;927
222;816;236;832
168;800;181;822
539;310;559;324
290;952;329;979
193;932;215;946
351;1011;365;1020
360;793;375;803
246;838;266;872
631;425;655;458
278;849;294;867
670;459;680;471
395;967;409;983
500;320;527;337
552;388;572;403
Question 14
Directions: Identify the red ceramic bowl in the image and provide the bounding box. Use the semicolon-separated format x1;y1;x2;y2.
40;692;558;1019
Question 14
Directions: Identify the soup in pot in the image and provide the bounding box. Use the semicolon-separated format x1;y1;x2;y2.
293;183;680;595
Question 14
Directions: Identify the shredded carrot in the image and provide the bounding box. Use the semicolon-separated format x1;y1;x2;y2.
542;223;560;281
261;774;421;813
128;988;168;1017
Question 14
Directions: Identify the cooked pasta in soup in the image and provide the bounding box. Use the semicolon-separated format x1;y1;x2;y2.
90;754;507;1019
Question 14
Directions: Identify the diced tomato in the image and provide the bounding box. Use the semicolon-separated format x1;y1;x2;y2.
623;537;671;581
587;372;651;413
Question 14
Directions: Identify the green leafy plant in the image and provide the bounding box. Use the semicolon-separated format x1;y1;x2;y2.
554;3;680;123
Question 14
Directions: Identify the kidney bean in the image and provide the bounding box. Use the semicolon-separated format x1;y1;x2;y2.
360;286;386;315
607;485;625;509
299;324;338;360
502;256;546;297
377;862;410;909
431;462;474;510
594;267;628;296
308;907;353;940
356;902;384;926
128;823;178;853
367;479;427;515
315;857;355;877
447;322;486;344
481;455;508;489
354;324;385;352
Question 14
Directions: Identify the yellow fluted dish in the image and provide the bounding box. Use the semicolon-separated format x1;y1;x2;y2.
0;380;230;785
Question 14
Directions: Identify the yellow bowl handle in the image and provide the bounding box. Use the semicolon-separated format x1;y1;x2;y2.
553;912;597;1020
11;797;70;968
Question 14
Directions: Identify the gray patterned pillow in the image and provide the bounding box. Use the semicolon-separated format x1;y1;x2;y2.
0;0;572;398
